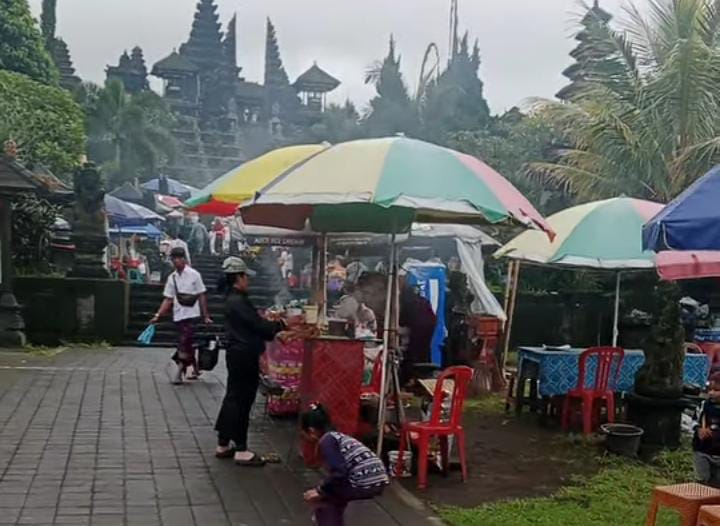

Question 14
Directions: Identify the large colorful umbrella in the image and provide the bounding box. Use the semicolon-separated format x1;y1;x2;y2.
186;144;329;216
241;137;552;454
498;197;662;269
241;137;553;235
496;197;664;346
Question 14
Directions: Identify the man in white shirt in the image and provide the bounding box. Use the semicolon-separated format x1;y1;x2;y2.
151;247;211;384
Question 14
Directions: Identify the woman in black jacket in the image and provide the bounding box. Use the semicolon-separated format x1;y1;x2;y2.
215;256;285;466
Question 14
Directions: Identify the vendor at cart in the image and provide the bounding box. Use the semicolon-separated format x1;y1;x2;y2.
398;272;437;386
333;282;378;338
214;256;286;466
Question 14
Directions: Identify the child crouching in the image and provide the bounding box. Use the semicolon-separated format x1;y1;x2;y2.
300;403;389;526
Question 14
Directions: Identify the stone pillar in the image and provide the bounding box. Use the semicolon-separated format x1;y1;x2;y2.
0;196;26;346
67;163;110;279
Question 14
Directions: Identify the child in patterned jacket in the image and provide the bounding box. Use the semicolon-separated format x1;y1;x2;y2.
300;404;389;525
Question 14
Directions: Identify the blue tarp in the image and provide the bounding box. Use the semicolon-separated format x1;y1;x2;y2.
643;165;720;251
405;263;447;366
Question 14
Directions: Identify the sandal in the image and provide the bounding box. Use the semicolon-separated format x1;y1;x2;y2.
215;447;235;459
234;453;266;467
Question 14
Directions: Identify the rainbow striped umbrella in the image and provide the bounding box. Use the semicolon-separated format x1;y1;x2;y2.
185;144;329;216
241;137;553;235
496;197;664;345
497;197;663;269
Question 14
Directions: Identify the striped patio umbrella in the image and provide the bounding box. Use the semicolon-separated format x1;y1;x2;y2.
185;144;328;216
241;137;553;235
496;197;664;345
497;197;662;269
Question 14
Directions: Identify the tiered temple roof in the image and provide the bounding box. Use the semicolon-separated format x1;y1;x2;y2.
152;51;199;76
179;0;224;72
106;46;149;93
294;63;341;93
50;38;81;90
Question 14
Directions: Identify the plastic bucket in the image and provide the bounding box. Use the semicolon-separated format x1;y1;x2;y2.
601;423;644;458
388;450;412;478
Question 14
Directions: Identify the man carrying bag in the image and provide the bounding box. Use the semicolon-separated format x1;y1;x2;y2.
151;247;212;384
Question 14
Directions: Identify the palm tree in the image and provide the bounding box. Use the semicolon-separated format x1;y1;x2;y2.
85;80;176;187
531;0;720;203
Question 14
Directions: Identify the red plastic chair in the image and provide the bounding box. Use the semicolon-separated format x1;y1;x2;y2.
395;365;473;489
561;347;624;435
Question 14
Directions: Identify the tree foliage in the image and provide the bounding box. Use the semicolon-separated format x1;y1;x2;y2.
10;193;60;272
0;0;58;84
0;69;85;177
448;110;569;214
40;0;57;49
363;36;419;137
306;101;364;144
422;33;491;141
532;0;720;203
84;79;177;187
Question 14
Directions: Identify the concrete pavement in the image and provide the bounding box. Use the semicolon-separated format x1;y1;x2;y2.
0;348;442;526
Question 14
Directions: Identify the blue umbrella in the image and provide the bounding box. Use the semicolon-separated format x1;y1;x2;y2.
108;223;164;239
105;195;163;226
643;165;720;251
141;178;198;198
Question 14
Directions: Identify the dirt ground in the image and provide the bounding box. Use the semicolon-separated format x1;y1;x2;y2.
401;401;600;508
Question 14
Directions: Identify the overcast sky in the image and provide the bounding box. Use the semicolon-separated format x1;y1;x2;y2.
28;0;640;113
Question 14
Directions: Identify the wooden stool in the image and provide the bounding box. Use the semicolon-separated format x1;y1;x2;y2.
698;505;720;525
645;483;720;526
504;368;539;414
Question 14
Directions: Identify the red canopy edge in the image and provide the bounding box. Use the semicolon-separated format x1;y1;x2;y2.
656;251;720;280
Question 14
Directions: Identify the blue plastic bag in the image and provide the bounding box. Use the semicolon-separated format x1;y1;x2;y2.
137;324;156;345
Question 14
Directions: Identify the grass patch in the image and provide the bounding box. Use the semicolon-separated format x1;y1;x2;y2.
66;340;113;350
464;395;506;415
438;449;695;526
23;344;69;357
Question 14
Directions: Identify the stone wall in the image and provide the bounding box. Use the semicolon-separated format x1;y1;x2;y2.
14;277;129;345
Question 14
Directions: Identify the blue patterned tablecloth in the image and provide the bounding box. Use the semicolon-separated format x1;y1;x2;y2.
695;329;720;343
518;347;710;397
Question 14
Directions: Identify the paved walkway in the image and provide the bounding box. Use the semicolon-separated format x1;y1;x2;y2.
0;348;442;526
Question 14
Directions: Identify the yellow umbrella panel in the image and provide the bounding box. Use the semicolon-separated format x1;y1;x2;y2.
185;144;328;216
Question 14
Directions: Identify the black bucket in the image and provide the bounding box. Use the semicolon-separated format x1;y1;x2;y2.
601;423;644;458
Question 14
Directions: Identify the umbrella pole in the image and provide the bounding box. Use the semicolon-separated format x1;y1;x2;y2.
502;261;520;371
321;233;329;322
612;272;622;347
376;232;396;455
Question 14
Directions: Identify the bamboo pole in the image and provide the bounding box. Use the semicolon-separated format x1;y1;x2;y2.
501;260;520;370
612;272;622;347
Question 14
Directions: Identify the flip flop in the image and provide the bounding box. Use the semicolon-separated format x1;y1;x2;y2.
235;454;266;467
215;448;235;459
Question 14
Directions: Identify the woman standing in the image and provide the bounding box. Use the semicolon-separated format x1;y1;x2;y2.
215;256;285;465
